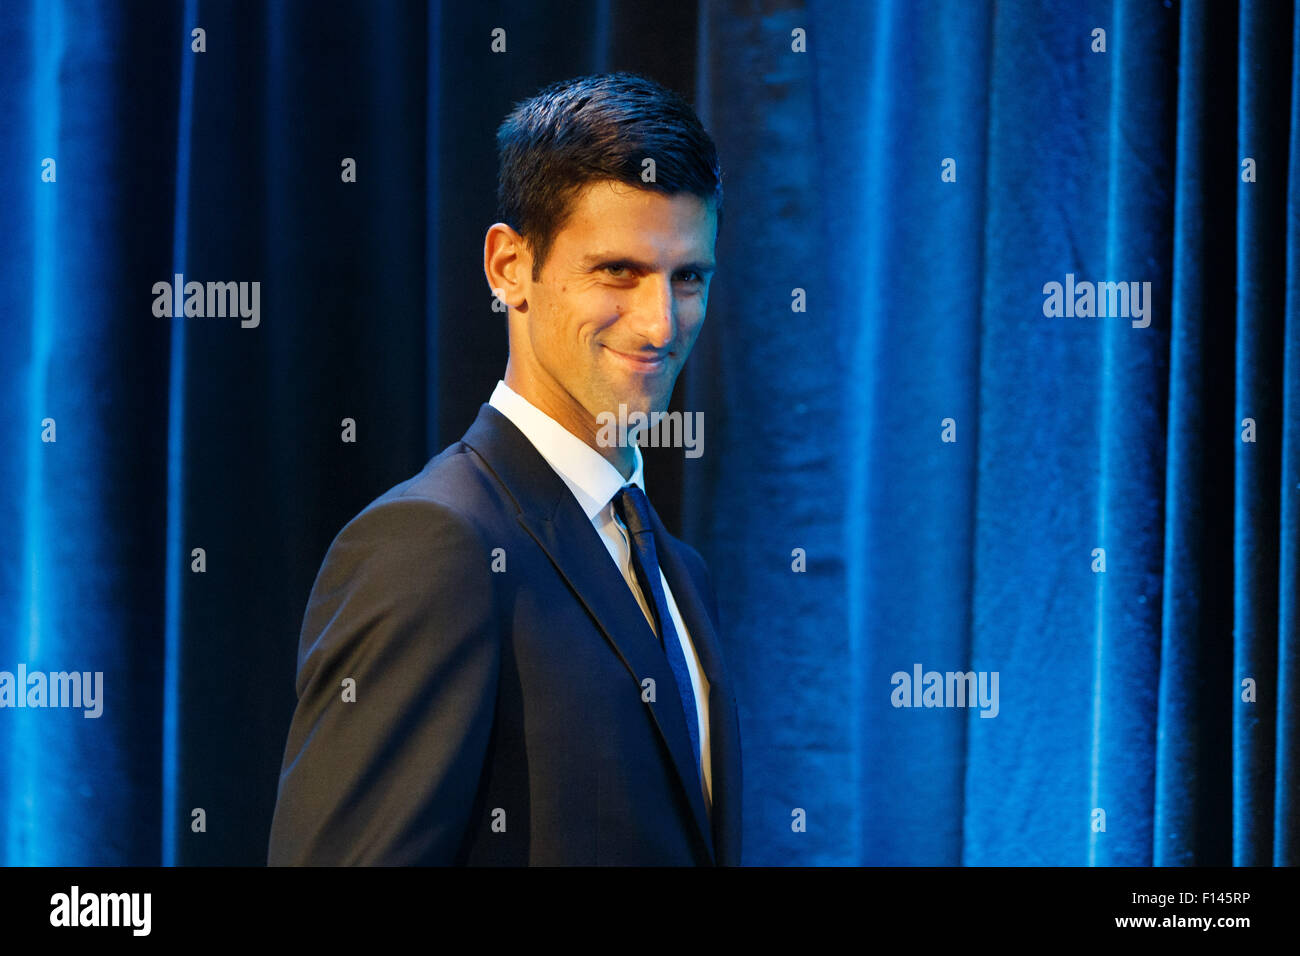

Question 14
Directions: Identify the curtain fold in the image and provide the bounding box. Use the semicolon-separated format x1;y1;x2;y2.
1275;0;1300;866
1157;0;1238;867
1229;0;1290;868
1094;0;1177;868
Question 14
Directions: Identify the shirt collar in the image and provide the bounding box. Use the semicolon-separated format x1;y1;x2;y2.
488;379;644;520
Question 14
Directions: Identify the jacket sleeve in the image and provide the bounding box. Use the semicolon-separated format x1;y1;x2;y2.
267;495;500;865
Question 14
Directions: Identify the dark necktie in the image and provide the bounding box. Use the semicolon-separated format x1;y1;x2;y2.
612;484;703;793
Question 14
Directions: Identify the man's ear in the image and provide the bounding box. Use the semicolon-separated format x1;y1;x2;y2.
484;223;531;310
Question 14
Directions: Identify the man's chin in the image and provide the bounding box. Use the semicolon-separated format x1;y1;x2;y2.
598;395;670;419
589;394;673;439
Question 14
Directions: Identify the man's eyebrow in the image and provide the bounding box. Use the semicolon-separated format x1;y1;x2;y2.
580;253;716;273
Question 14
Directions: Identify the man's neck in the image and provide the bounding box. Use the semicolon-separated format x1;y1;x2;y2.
502;363;637;480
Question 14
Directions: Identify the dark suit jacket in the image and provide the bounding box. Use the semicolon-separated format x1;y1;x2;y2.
267;403;742;865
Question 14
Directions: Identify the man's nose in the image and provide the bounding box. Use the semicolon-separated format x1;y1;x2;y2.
629;274;675;349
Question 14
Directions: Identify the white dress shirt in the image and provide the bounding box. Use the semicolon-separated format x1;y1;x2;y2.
488;379;713;817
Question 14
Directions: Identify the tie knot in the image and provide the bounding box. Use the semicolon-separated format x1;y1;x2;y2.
613;484;653;537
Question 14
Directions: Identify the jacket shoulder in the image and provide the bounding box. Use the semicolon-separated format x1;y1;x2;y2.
331;439;514;545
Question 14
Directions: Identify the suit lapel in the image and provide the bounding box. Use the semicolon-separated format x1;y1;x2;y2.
461;404;717;863
649;505;744;867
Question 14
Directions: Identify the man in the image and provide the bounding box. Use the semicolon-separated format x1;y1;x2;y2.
267;72;741;865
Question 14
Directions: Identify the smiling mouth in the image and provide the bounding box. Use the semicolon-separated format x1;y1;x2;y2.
603;345;669;370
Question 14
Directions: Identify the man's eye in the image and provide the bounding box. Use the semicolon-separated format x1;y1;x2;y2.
604;264;630;277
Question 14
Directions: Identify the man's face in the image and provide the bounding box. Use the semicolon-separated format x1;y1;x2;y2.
518;180;717;432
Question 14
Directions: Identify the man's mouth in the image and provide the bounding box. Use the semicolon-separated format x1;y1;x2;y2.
603;345;669;371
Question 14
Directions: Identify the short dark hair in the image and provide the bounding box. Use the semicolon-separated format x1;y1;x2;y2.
495;71;723;281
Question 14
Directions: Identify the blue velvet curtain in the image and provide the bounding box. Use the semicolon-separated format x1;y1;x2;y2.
1;0;1296;866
